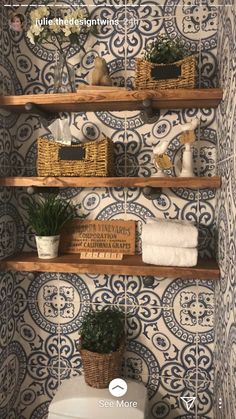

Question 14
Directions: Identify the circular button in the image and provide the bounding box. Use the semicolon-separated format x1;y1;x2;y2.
109;378;127;397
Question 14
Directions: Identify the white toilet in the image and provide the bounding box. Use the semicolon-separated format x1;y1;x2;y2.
48;376;148;419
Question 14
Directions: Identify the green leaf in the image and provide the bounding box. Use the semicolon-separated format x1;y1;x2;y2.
80;308;124;354
25;194;76;236
143;35;190;64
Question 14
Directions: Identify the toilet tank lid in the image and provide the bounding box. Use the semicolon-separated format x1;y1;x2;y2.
49;376;147;419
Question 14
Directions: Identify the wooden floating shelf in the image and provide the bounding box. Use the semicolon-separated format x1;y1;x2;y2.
0;88;223;113
0;176;221;189
0;253;219;280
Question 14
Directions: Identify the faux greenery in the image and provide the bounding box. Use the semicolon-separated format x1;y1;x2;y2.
26;194;75;236
26;2;98;92
80;309;125;354
144;36;190;64
27;1;97;50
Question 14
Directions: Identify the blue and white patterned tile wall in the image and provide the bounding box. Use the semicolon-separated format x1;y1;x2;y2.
0;4;22;419
0;1;220;418
215;2;236;419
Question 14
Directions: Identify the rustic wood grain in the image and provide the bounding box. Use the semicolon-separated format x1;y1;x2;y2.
0;176;221;188
0;88;223;112
0;253;220;280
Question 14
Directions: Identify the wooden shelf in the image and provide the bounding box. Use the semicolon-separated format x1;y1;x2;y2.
0;88;223;113
0;253;219;280
0;176;221;188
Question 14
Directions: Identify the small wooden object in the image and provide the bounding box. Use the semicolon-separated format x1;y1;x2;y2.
80;252;123;260
60;220;136;256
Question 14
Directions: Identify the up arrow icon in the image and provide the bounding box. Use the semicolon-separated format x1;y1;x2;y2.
180;396;196;411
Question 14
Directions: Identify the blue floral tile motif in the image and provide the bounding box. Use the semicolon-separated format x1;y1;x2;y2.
125;340;160;395
27;334;81;388
0;342;27;419
11;367;51;419
89;274;126;307
26;273;91;334
160;345;212;384
180;291;213;327
0;203;25;257
0;1;222;418
44;284;75;319
162;279;214;344
215;3;236;419
30;401;50;419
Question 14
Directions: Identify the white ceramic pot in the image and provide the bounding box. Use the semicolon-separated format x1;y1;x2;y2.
35;235;60;259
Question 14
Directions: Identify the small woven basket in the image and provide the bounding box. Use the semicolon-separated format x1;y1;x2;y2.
80;341;125;388
135;55;196;90
37;137;114;177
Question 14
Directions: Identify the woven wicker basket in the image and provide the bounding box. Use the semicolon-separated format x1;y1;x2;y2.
37;137;114;177
80;341;125;388
135;55;196;90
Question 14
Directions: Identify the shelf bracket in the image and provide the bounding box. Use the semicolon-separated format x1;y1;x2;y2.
140;98;159;124
143;186;162;200
24;102;58;128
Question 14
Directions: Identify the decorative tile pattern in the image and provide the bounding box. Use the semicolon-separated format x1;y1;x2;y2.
0;1;221;418
214;2;236;419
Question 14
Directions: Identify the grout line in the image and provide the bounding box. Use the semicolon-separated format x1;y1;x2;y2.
219;252;235;271
2;4;229;8
195;278;200;419
123;273;128;377
57;272;61;387
14;298;178;311
216;154;235;165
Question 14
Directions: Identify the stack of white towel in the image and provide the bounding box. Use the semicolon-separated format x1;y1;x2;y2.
142;218;198;267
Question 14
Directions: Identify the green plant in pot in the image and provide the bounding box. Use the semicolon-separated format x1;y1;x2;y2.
26;194;75;259
79;308;125;388
135;35;195;89
144;36;190;65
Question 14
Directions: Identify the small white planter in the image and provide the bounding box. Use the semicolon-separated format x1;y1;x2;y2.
35;235;60;259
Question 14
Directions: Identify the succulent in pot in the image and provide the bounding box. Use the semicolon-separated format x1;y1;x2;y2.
79;308;125;388
26;194;75;259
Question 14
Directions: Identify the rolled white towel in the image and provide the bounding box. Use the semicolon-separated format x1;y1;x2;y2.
142;244;198;267
142;218;198;248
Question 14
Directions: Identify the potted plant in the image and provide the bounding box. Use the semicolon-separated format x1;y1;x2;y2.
135;35;196;90
79;308;125;388
26;5;97;93
26;194;75;259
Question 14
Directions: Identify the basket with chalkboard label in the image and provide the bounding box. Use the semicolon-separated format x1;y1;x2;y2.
135;55;196;90
37;137;114;177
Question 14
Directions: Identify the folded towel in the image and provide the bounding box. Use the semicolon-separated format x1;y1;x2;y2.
142;244;197;267
142;218;198;248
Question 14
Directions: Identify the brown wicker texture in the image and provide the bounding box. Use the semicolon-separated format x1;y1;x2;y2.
37;137;114;177
80;342;125;388
135;55;196;90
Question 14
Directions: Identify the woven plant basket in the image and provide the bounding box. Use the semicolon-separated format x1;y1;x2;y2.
135;55;196;90
80;340;125;389
37;137;114;177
